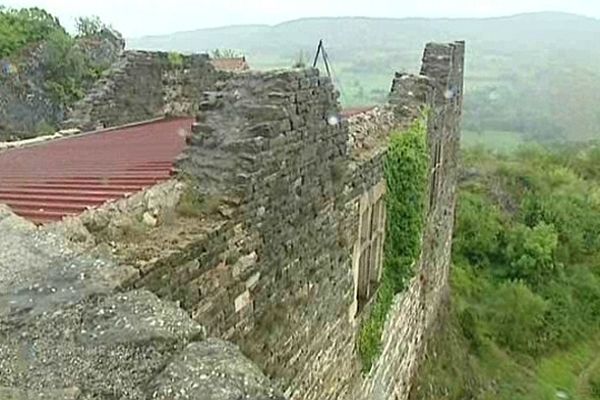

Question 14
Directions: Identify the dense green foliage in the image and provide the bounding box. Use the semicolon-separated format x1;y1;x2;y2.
129;12;600;143
0;7;117;59
0;7;120;135
41;31;101;105
413;143;600;400
0;6;64;59
358;117;429;372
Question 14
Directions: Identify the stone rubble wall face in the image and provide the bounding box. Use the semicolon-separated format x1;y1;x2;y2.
346;106;397;156
133;41;465;400
0;204;285;400
362;41;465;400
63;50;227;131
172;68;361;398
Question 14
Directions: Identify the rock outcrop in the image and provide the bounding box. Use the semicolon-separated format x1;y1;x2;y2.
0;36;123;141
0;205;284;400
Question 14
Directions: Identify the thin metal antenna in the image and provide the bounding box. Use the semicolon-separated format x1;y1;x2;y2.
312;39;346;101
312;39;323;68
321;45;332;79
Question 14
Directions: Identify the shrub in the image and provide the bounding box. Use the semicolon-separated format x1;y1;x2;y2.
1;7;119;111
537;280;581;349
453;191;504;267
168;52;184;67
0;7;64;58
503;222;559;286
176;184;206;217
589;373;600;399
211;48;242;59
76;16;106;38
414;143;600;399
485;281;548;355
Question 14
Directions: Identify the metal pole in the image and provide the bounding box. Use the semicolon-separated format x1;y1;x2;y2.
312;39;323;68
321;46;332;78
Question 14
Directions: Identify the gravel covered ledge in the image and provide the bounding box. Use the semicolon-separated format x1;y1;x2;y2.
0;205;285;400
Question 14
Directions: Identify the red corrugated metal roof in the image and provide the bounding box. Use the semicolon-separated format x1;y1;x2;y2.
340;106;376;118
209;57;250;72
0;117;193;224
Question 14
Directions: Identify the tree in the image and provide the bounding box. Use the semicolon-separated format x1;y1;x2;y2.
76;16;105;37
211;48;241;59
0;7;64;58
75;16;123;45
503;222;559;286
42;30;87;105
292;50;308;68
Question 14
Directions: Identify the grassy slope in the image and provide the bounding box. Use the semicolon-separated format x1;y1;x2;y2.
412;306;600;400
462;130;525;153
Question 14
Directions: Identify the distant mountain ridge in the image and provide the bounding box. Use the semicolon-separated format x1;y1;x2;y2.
128;12;600;55
128;12;600;141
129;12;599;39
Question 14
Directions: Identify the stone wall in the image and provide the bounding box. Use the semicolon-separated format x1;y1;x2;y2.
165;69;358;398
63;50;227;131
346;106;397;159
130;41;465;400
0;69;60;140
362;42;465;400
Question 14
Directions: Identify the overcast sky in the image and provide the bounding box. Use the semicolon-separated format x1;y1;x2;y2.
2;0;600;37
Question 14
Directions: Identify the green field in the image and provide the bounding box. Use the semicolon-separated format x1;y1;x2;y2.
462;130;526;152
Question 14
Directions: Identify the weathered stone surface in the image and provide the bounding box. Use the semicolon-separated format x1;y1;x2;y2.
347;106;398;158
63;51;229;131
52;179;185;255
142;211;158;227
55;179;185;243
0;387;81;400
147;339;285;400
0;207;286;400
361;41;465;400
0;205;124;311
389;73;433;123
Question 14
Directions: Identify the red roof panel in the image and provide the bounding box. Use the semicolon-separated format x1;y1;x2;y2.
340;106;376;118
0;117;193;224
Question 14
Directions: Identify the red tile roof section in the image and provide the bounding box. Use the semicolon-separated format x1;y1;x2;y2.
0;117;193;224
209;57;250;72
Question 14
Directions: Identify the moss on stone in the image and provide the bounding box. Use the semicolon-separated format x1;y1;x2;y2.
176;180;225;219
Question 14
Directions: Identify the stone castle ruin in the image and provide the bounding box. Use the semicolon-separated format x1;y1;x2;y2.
0;40;464;400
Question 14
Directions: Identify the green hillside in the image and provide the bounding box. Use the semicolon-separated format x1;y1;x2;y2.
411;142;600;400
128;12;600;142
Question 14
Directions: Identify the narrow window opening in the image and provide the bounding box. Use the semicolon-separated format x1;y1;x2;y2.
355;183;386;313
429;139;443;211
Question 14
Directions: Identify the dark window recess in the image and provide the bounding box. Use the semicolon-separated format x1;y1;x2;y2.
429;139;443;211
357;193;386;312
